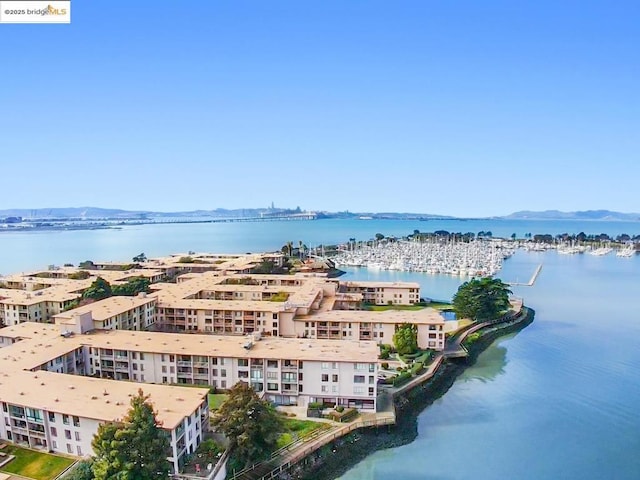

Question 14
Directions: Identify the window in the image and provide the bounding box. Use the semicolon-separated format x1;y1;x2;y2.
62;414;69;425
77;446;82;456
221;369;227;377
75;431;81;441
332;374;338;382
321;385;328;393
354;375;365;384
332;362;338;369
267;383;278;391
354;386;364;394
139;353;145;360
48;412;55;422
321;374;329;382
161;366;167;373
51;427;57;437
73;416;80;427
238;359;248;367
267;371;278;379
354;363;366;371
321;362;329;370
332;385;338;393
67;444;73;454
65;430;71;440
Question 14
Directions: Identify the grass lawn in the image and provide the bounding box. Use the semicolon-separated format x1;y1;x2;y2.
0;445;75;480
208;393;229;410
275;418;327;449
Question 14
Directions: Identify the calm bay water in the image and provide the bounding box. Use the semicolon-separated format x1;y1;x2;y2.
339;249;640;480
0;218;639;479
0;217;639;275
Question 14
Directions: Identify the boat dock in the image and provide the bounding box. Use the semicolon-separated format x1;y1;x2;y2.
508;264;542;287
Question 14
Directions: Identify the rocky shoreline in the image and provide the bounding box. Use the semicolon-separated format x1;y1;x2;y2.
293;307;535;480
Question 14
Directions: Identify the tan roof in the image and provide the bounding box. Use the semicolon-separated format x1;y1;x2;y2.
78;329;378;363
0;322;59;340
342;280;420;289
0;370;207;430
53;295;156;322
306;307;445;325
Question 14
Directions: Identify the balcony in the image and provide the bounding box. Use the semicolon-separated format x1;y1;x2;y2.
177;361;192;367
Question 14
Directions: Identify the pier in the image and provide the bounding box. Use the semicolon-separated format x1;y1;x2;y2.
507;264;543;287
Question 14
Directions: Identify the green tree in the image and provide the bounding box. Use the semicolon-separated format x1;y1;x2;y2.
112;277;151;296
82;277;112;301
79;260;96;270
393;323;418;355
91;389;171;480
211;381;283;468
452;277;512;321
375;233;385;241
132;253;147;263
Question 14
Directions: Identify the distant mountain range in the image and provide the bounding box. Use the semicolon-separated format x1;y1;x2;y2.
0;207;638;222
503;210;640;221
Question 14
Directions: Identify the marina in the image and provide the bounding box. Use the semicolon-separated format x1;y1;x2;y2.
331;239;515;277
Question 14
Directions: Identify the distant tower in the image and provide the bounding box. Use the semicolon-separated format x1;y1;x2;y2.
271;201;275;210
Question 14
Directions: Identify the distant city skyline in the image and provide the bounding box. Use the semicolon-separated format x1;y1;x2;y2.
1;1;638;217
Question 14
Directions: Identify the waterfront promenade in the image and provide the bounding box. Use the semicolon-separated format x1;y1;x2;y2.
229;412;395;480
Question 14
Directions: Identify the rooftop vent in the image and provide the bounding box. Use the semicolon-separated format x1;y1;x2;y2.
243;342;253;350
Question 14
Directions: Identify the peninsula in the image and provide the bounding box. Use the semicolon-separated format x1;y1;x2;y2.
0;249;534;480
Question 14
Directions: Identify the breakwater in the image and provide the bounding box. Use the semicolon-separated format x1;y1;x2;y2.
296;307;535;480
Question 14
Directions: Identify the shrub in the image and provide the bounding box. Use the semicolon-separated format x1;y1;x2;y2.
411;362;424;376
308;402;323;410
393;371;412;387
465;332;482;346
335;405;344;413
396;366;403;372
381;362;389;370
379;349;390;360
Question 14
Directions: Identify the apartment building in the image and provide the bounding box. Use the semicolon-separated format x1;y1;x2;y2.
77;329;378;410
0;371;208;473
338;281;421;305
0;323;211;473
294;308;446;350
0;288;82;326
52;294;157;331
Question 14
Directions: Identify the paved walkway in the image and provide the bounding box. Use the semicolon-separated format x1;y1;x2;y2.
230;412;394;480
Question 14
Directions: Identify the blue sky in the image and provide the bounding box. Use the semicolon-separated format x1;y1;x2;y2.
1;1;638;217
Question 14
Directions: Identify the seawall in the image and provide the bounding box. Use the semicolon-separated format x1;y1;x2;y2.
294;307;535;480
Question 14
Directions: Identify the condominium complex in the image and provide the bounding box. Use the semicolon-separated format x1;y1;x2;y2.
0;317;377;471
0;251;446;471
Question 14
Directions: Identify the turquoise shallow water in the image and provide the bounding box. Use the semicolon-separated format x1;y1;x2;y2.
0;219;639;479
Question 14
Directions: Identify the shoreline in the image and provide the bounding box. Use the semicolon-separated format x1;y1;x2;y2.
293;307;535;480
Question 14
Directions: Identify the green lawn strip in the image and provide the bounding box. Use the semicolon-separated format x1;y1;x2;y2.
208;393;229;410
0;445;75;480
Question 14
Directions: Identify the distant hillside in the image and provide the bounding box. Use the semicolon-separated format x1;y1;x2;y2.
505;210;640;221
0;206;306;220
